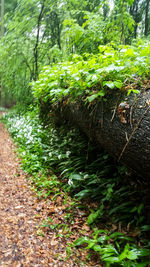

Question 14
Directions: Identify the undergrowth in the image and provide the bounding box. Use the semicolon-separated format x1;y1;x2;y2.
2;108;150;266
31;40;150;105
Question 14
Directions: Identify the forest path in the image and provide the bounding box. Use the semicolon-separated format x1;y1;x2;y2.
0;114;73;267
0;114;56;266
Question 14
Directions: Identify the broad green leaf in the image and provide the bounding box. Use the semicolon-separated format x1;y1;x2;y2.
87;94;98;102
101;256;119;262
137;203;144;215
140;225;150;232
98;90;105;97
97;235;109;243
109;232;124;239
114;81;123;89
126;250;138;260
86;240;97;249
69;173;83;181
104;65;116;72
136;248;150;257
74;237;89;246
75;189;91;199
87;210;100;225
127;89;140;96
103;81;115;89
92;74;98;82
93;245;102;252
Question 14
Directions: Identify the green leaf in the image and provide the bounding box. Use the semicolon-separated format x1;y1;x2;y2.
109;232;124;239
97;235;109;243
87;209;100;225
75;189;91;199
74;236;89;246
92;74;98;82
126;250;138;260
127;89;140;96
114;81;123;89
93;245;102;252
137;203;144;215
98;90;105;97
69;173;83;181
140;225;150;232
87;94;98;102
119;244;139;261
137;248;150;257
86;240;97;249
103;81;115;89
102;256;119;262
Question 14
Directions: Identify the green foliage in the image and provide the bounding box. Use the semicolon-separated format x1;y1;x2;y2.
0;0;64;106
32;41;150;104
0;0;149;106
1;1;150;264
2;108;61;198
74;228;150;266
2;108;150;266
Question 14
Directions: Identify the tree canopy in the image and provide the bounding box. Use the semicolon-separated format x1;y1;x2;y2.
0;0;149;106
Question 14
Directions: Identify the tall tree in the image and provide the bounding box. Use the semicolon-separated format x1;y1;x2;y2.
33;0;45;80
144;0;150;36
130;0;143;38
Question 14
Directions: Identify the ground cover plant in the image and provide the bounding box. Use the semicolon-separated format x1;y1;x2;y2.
2;108;150;266
32;40;150;105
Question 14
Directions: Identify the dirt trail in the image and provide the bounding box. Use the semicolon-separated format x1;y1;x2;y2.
0;116;70;266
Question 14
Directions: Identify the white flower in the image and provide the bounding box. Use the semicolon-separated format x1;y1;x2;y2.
49;152;52;157
66;151;71;157
68;179;73;186
58;154;62;160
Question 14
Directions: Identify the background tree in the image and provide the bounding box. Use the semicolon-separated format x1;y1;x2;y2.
144;0;150;36
0;0;149;107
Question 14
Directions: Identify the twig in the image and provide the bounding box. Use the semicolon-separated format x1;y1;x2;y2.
118;106;150;162
129;95;139;128
125;132;128;142
129;104;133;128
111;105;117;122
111;95;121;122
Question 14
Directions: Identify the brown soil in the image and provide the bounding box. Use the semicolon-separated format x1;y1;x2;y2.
0;113;101;267
0;118;57;266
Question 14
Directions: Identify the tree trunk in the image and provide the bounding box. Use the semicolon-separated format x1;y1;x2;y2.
33;1;45;81
48;89;150;180
144;0;149;36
